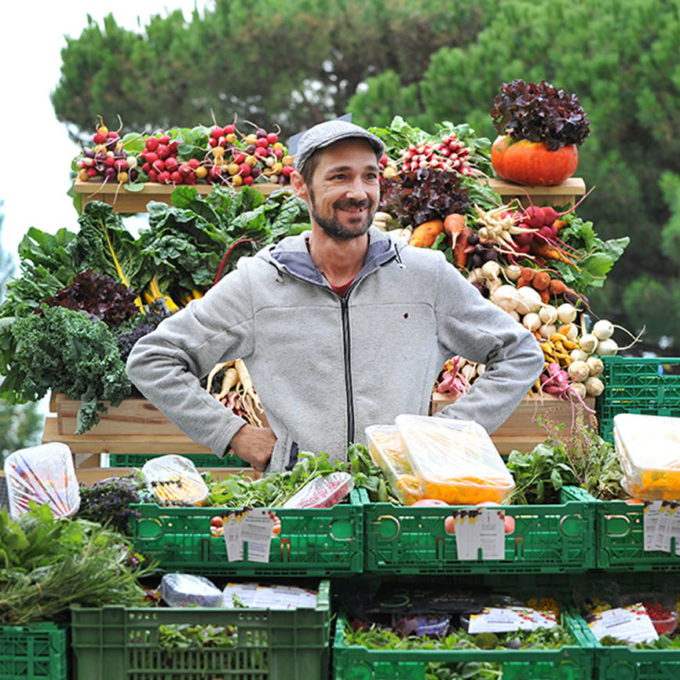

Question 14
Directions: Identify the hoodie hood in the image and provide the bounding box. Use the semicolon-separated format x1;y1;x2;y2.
262;226;405;287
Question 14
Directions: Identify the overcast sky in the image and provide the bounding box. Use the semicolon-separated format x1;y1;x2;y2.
0;1;211;263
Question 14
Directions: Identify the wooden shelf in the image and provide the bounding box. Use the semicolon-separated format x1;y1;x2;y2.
483;177;586;207
430;392;596;455
73;179;285;213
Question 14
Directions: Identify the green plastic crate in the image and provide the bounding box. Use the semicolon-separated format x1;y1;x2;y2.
131;490;364;577
70;580;330;680
108;452;247;467
333;609;595;680
362;486;596;575
594;498;680;570
0;623;67;680
596;356;680;444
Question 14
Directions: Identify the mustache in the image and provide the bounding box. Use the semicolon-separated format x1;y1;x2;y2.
334;198;372;210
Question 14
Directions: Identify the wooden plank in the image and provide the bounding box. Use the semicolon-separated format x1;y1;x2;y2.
430;392;597;455
483;177;586;207
53;393;187;437
42;417;213;455
73;180;283;213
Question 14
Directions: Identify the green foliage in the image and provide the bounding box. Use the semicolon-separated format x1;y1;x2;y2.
0;202;43;458
52;0;499;142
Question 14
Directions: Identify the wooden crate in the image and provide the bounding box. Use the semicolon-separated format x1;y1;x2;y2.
73;179;283;213
43;393;262;483
430;392;597;454
483;177;586;207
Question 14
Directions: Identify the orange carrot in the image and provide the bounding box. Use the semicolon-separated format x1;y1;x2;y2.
409;219;445;248
532;270;552;291
530;240;579;268
443;213;466;240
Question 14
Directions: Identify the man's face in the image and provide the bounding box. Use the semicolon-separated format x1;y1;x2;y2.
305;139;381;241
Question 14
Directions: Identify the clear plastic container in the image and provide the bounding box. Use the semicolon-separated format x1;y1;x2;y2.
395;414;515;505
141;454;209;506
619;592;679;635
365;424;425;505
4;442;80;519
613;413;680;500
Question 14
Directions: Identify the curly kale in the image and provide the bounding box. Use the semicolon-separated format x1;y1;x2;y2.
490;79;591;150
6;305;131;433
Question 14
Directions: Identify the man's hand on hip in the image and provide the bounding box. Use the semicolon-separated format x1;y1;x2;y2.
229;424;276;472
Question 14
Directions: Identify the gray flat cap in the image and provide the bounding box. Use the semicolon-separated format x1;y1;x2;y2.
293;120;385;171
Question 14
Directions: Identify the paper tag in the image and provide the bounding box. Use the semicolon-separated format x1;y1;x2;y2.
478;508;505;560
452;510;481;560
643;501;680;554
452;508;505;561
587;604;659;644
223;510;248;561
468;606;557;634
240;508;276;562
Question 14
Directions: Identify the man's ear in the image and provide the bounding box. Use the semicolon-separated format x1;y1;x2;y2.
290;170;309;201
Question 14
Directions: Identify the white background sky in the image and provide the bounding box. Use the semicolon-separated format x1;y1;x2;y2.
0;1;211;263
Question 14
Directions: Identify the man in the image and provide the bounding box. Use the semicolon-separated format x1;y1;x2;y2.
126;120;544;472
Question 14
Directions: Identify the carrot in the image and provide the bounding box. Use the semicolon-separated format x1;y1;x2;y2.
549;279;568;296
409;219;444;248
530;240;579;268
519;266;535;282
553;219;568;232
443;213;466;241
452;226;473;268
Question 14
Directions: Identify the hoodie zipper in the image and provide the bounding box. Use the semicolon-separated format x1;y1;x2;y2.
340;294;355;445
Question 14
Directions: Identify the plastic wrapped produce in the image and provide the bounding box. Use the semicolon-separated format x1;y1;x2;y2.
282;471;354;508
159;573;224;607
141;454;209;505
613;414;680;500
365;425;425;504
4;443;80;519
395;414;515;505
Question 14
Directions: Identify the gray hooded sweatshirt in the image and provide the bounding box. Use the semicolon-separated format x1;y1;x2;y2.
126;226;544;471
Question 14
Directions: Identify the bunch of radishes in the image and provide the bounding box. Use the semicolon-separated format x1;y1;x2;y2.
397;133;473;176
137;132;185;185
204;123;292;187
76;119;138;185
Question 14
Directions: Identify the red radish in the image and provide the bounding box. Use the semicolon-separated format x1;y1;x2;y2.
144;151;159;164
152;159;165;173
141;161;152;174
165;157;179;172
234;151;246;164
170;170;183;184
159;134;171;145
157;170;171;184
179;163;191;176
148;169;158;182
224;124;235;134
185;171;197;185
256;137;269;148
93;132;107;145
209;137;218;148
243;175;254;186
157;144;171;160
238;163;251;176
211;126;223;138
188;158;201;169
266;132;278;144
145;137;159;151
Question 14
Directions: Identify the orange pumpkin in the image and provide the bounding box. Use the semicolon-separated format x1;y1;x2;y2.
491;135;578;186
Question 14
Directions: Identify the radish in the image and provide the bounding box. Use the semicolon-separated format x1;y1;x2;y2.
539;305;558;325
556;303;577;324
596;338;619;356
579;333;598;354
592;319;614;340
539;323;557;339
522;312;541;332
585;376;605;396
568;360;589;382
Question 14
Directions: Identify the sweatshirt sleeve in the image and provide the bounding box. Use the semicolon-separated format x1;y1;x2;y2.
432;254;545;433
125;265;255;456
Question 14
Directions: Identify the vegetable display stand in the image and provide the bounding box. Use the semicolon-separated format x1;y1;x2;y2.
70;580;330;680
130;490;364;577
0;622;67;680
595;355;680;444
332;609;595;680
430;393;597;455
362;486;596;575
482;177;586;207
73;179;283;213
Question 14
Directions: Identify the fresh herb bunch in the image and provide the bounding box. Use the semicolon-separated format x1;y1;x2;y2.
158;624;237;652
0;503;153;625
348;443;394;503
38;268;139;328
379;169;471;228
77;475;147;534
506;424;625;504
490;79;591;150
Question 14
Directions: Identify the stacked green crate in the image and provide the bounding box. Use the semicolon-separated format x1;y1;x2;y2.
0;623;67;680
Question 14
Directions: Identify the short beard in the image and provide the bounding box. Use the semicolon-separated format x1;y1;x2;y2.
309;188;375;241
